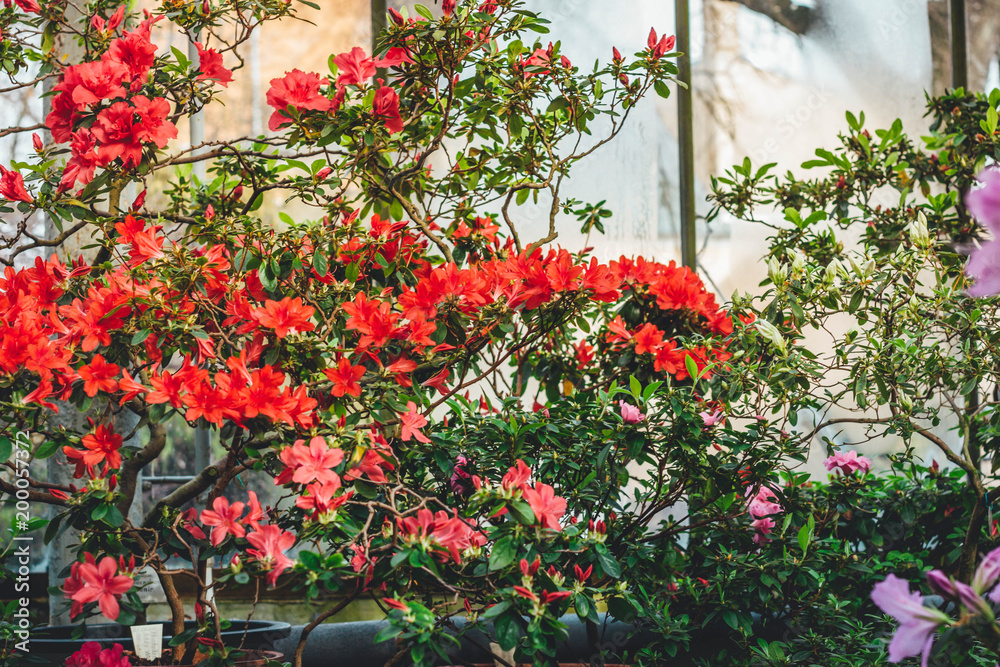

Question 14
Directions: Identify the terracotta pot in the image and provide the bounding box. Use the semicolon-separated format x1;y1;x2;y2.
124;649;283;667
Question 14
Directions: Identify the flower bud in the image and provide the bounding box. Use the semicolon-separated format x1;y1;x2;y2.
316;166;332;180
824;258;846;283
32;133;43;152
612;47;622;63
766;256;787;285
789;250;806;274
388;8;404;25
908;213;930;248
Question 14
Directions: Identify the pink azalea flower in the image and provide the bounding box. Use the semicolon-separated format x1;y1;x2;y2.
824;450;873;476
746;485;782;519
870;574;949;665
619;401;645;424
751;517;775;545
521;482;567;531
965;167;1000;296
71;556;133;620
246;525;296;586
200;496;246;546
277;436;344;486
399;400;430;443
699;409;723;426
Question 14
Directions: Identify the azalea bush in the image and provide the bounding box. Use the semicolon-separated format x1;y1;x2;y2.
0;1;829;666
707;88;1000;665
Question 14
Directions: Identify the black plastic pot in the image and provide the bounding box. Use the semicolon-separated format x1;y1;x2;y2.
29;619;290;666
274;614;644;667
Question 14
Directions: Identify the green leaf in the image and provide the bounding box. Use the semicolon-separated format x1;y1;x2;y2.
373;625;403;644
346;262;360;283
684;353;699;382
130;329;151;345
797;514;815;556
91;505;109;521
489;536;516;571
595;543;621;578
104;506;124;528
35;440;60;459
312;249;328;277
0;436;11;463
653;79;671;99
258;266;277;293
722;609;739;630
494;613;522;651
480;600;511;620
507;500;536;526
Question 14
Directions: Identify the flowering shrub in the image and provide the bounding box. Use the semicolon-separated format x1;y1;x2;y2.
708;88;1000;664
0;1;822;666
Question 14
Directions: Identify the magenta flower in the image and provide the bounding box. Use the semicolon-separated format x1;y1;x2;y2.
964;167;1000;296
972;545;1000;600
619;401;645;424
925;570;989;615
450;455;473;496
870;574;949;665
823;450;872;476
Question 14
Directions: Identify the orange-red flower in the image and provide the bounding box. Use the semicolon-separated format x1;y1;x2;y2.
253;297;316;338
324;359;366;398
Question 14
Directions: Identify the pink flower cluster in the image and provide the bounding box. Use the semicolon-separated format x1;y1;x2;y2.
66;642;132;667
746;485;783;545
823;450;872;476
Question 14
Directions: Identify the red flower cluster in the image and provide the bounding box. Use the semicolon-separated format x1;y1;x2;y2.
600;257;734;380
396;508;485;563
43;17;181;191
267;46;413;133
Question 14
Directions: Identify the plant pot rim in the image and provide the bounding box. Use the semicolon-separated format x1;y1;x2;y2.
30;619;291;645
124;649;283;667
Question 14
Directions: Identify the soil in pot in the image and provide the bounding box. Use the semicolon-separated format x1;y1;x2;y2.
123;649;283;666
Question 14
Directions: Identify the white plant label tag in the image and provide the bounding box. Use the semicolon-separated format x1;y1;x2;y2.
489;641;516;667
130;624;163;661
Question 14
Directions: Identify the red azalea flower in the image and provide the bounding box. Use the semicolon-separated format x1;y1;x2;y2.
131;96;178;148
104;27;158;84
324;358;366;398
71;556;133;620
372;85;404;134
67;60;127;107
0;165;32;203
13;0;41;13
78;354;120;397
91;102;144;168
59;128;101;192
195;42;233;87
345;441;395;484
253;297;316;338
265;69;333;131
63;423;124;474
502;459;532;491
333;46;377;88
